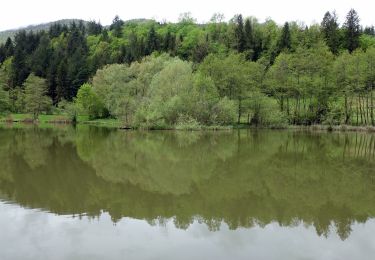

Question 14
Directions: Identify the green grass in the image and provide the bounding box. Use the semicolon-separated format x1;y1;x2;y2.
2;113;375;132
80;118;123;128
0;113;124;128
0;113;71;122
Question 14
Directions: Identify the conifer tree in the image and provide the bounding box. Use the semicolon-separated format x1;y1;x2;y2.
234;14;245;52
343;9;361;53
244;18;254;50
4;38;14;57
110;15;124;38
321;11;340;54
244;18;255;60
87;21;103;36
146;26;159;55
277;22;292;53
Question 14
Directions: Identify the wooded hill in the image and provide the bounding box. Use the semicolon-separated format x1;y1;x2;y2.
1;10;375;127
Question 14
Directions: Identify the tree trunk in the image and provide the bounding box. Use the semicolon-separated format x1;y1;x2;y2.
371;90;374;126
359;94;363;125
344;94;350;124
237;98;242;124
356;102;359;126
366;94;370;124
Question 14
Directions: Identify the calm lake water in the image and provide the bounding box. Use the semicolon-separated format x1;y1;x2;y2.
0;126;375;260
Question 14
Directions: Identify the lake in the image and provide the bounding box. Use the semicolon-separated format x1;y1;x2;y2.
0;126;375;260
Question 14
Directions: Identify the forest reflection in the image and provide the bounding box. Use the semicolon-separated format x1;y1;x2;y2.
0;126;374;240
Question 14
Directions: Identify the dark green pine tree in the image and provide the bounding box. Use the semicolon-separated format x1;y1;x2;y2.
169;34;176;55
0;45;5;64
125;32;145;63
192;34;209;63
163;32;176;55
11;30;38;88
343;9;361;53
87;20;103;36
66;22;82;55
110;15;124;38
67;47;89;99
118;44;127;63
49;23;67;38
56;58;69;101
4;37;14;57
163;31;172;52
100;29;110;42
46;44;62;102
277;22;292;52
138;37;146;59
64;24;90;99
31;34;51;78
364;26;375;36
145;26;159;55
321;11;340;55
77;21;86;35
46;66;57;103
234;14;245;52
244;18;254;60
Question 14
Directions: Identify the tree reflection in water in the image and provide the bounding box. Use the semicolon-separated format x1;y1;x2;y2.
0;126;374;240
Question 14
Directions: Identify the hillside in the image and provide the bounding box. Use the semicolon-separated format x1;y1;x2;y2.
0;19;87;42
1;11;375;128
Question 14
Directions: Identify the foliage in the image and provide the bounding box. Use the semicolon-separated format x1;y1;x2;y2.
1;10;375;127
0;87;10;114
23;74;52;119
75;83;104;119
199;52;264;123
343;9;361;53
88;55;240;127
57;99;78;122
321;11;340;54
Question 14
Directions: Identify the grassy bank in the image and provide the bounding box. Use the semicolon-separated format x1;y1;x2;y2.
0;113;235;130
2;114;375;132
289;124;375;133
0;114;110;125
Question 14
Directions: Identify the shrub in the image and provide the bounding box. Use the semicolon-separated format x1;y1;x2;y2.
211;97;237;125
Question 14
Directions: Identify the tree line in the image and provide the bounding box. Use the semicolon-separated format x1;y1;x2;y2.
0;9;375;127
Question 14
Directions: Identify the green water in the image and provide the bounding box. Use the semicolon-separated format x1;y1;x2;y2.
0;126;375;260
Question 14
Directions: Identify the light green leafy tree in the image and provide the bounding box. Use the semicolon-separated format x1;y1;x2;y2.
199;53;264;124
0;87;10;114
75;83;104;119
92;55;176;125
92;64;133;115
148;59;193;125
24;73;52;120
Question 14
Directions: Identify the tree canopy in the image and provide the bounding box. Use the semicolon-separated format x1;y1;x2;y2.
0;10;374;127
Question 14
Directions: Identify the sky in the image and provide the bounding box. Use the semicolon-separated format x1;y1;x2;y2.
0;0;373;31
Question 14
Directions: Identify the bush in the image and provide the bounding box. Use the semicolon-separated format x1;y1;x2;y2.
75;83;105;119
211;97;237;125
0;87;10;114
248;93;288;128
175;114;202;130
263;110;288;128
57;100;79;123
323;103;345;126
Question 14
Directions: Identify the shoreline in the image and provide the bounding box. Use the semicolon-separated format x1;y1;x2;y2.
2;117;375;133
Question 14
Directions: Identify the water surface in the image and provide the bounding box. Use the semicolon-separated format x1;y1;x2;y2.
0;126;375;259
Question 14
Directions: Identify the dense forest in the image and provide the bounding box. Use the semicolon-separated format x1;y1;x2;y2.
1;10;375;128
